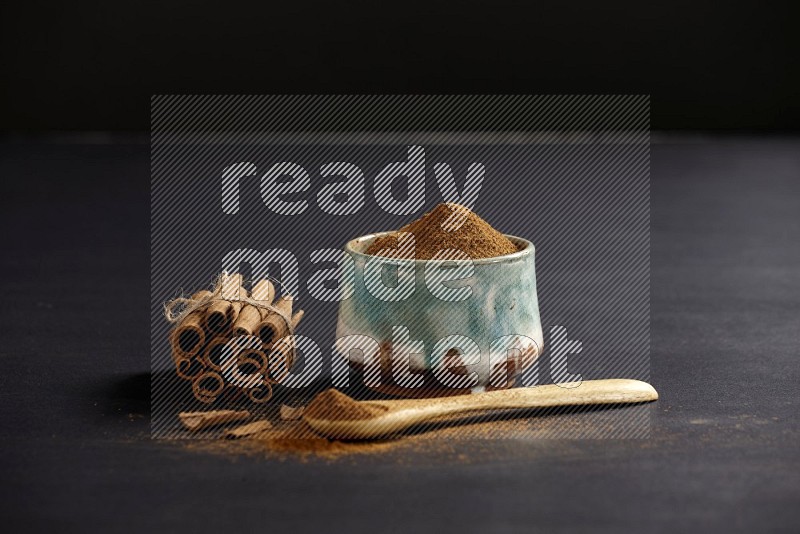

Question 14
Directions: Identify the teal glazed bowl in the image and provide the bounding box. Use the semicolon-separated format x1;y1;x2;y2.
335;232;543;397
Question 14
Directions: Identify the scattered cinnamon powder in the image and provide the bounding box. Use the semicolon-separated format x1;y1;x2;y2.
304;388;387;421
255;424;393;458
366;203;519;260
185;407;634;462
186;421;395;461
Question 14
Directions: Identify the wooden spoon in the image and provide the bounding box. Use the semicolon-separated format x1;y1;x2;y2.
303;379;658;439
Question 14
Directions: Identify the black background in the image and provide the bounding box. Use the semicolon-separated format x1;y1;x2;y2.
1;0;799;132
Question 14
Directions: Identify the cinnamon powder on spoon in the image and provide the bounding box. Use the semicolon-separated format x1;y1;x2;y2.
366;203;518;260
304;389;387;421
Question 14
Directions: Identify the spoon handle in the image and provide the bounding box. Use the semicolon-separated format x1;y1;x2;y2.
415;379;658;418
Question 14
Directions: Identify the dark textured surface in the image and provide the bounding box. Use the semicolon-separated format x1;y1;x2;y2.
0;136;798;532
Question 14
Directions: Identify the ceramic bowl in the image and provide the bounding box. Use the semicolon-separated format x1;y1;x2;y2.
334;232;543;397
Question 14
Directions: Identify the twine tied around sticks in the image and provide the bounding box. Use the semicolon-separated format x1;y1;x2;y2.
163;271;298;354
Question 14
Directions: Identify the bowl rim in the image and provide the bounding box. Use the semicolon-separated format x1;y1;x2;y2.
344;231;535;265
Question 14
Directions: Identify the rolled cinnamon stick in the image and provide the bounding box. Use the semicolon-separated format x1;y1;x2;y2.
201;336;230;371
171;289;213;358
231;279;275;337
176;357;206;381
267;342;293;383
263;309;304;381
237;348;268;377
254;296;296;345
220;273;244;299
204;301;241;334
250;279;275;305
192;371;226;404
232;306;260;338
205;273;246;334
291;309;304;328
219;346;267;389
244;383;273;404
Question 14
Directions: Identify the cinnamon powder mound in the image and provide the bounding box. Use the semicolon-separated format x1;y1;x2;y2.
304;389;387;421
366;203;518;260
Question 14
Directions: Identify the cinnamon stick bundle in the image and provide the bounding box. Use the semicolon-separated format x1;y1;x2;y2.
165;273;304;406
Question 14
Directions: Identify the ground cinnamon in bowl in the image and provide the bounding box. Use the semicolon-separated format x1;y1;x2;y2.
366;203;519;260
